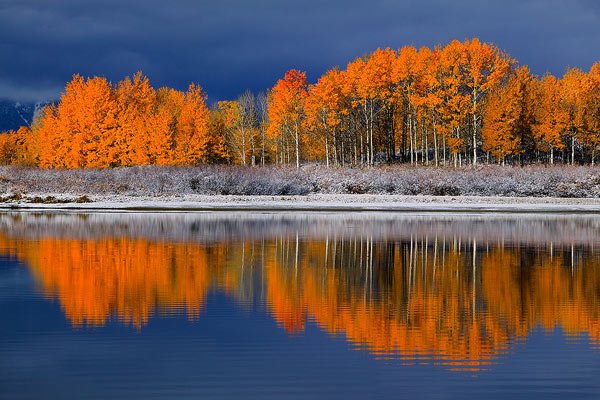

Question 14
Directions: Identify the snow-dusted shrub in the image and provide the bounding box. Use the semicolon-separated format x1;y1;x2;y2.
0;164;599;198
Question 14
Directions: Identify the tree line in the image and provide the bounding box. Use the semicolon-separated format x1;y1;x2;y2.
1;38;598;168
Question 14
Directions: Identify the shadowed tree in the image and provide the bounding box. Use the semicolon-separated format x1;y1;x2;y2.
482;66;536;164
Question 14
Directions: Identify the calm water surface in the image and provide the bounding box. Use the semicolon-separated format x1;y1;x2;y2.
2;211;600;399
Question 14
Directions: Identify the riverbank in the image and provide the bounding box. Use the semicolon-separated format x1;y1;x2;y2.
1;193;600;213
1;165;599;212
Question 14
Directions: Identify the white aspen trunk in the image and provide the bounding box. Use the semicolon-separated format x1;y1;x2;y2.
369;101;375;165
333;127;338;166
442;135;446;166
424;122;429;166
472;88;478;166
261;128;265;166
295;123;300;169
362;100;369;166
571;136;575;165
240;126;246;165
361;108;366;165
415;118;420;164
472;119;477;166
409;115;414;165
250;131;255;166
286;134;290;165
433;118;438;167
325;132;329;168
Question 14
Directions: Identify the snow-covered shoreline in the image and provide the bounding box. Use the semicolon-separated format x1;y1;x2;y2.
1;193;600;213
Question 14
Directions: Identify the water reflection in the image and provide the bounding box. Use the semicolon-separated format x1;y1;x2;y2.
1;212;600;372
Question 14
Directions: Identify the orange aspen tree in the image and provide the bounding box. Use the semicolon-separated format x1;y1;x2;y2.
207;105;231;164
13;126;32;165
482;66;535;163
579;63;600;164
217;100;246;164
115;72;157;166
561;67;587;164
532;75;568;164
304;68;345;166
419;47;444;166
173;84;214;165
72;76;117;168
0;130;17;164
360;48;396;165
461;39;513;165
34;104;59;167
0;132;12;164
153;87;185;165
217;93;257;165
343;48;396;165
0;126;31;165
267;70;308;168
146;100;176;165
410;47;438;166
437;42;470;165
35;75;118;168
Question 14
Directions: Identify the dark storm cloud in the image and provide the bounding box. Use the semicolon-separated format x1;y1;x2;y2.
0;0;598;102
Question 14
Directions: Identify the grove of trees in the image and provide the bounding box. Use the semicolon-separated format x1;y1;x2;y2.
1;39;599;168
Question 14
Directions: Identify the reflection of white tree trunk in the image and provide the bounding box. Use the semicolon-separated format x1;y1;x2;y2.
472;238;476;322
295;231;299;278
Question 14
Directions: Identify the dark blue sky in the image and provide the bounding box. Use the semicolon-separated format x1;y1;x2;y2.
0;0;599;102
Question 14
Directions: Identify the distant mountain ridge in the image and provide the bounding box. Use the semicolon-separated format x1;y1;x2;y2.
0;100;47;132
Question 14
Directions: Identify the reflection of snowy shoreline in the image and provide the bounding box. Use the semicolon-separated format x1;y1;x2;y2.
1;210;599;247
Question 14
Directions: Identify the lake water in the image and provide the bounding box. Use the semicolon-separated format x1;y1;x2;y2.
2;211;600;399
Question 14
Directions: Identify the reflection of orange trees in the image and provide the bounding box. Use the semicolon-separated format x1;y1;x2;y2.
0;234;230;327
482;248;600;342
265;239;508;370
263;238;600;370
1;233;600;369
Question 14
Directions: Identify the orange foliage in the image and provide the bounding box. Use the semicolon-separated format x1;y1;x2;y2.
304;68;346;163
25;73;220;168
483;66;536;161
0;126;31;165
267;69;308;167
2;39;598;167
532;74;569;162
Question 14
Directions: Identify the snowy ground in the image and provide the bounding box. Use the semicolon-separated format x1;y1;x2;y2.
1;165;599;213
2;165;600;198
1;193;600;213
